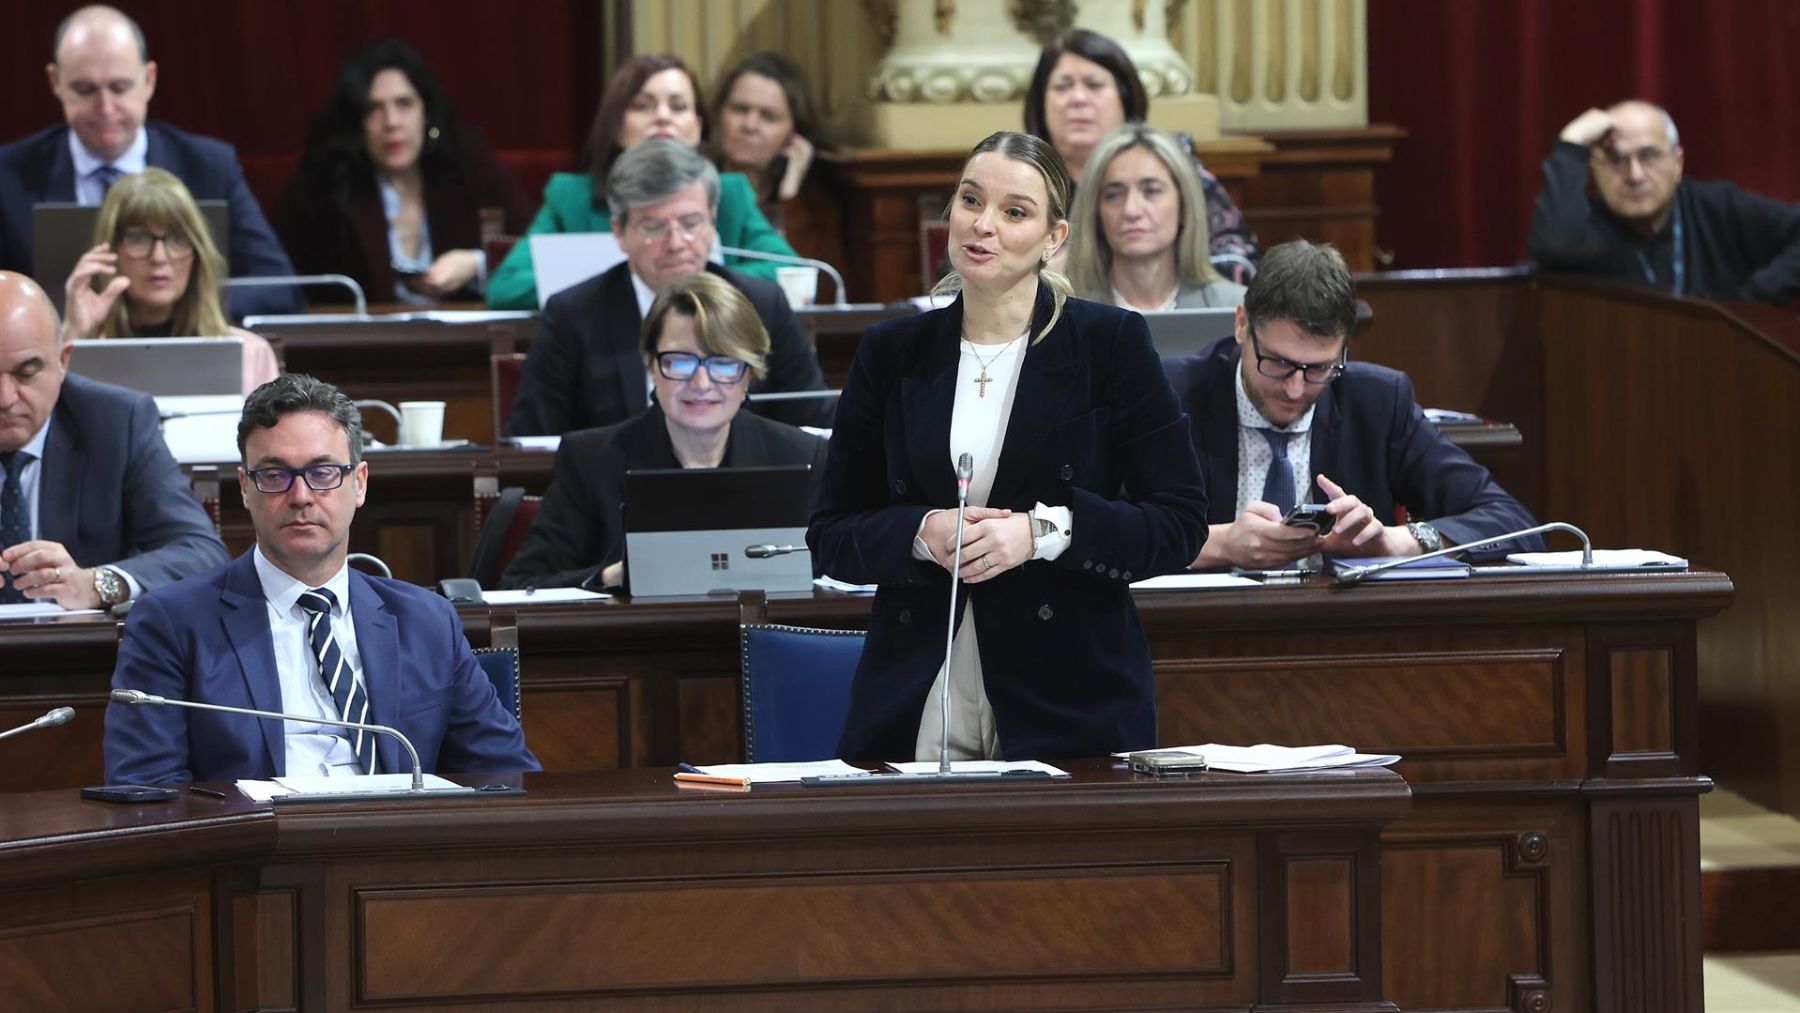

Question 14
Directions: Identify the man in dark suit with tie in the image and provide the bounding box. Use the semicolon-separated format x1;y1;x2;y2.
0;5;300;318
104;373;538;784
0;271;226;608
1164;240;1541;568
505;138;830;435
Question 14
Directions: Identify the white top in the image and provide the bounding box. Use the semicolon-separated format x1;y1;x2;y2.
1232;364;1316;516
631;268;659;402
69;128;147;206
252;547;367;777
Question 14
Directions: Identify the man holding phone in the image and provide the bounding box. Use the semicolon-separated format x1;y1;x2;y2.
1164;240;1541;570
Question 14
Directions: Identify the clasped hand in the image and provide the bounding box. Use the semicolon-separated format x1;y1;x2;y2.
920;507;1033;584
1;540;100;610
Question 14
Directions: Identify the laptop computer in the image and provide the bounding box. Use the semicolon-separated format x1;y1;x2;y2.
68;337;244;464
33;200;230;313
1140;307;1238;358
622;465;817;597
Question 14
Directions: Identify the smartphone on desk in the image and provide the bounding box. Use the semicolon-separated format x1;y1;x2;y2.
81;784;180;803
1281;502;1336;536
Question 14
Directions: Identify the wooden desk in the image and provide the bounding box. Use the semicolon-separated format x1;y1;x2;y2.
0;764;1407;1012
0;569;1729;1012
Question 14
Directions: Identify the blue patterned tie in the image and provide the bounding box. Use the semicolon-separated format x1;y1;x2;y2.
91;165;122;197
1260;430;1296;513
295;587;376;773
0;451;31;604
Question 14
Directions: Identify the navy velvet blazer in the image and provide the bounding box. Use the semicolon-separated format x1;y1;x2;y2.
104;551;540;784
808;290;1207;762
42;373;227;589
1163;336;1542;554
0;121;300;318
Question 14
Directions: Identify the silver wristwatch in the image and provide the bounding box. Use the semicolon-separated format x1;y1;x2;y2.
1029;510;1055;540
93;565;129;607
1406;521;1444;554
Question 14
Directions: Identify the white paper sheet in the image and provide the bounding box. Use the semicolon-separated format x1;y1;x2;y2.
0;602;104;621
1115;743;1401;773
693;760;872;783
1505;549;1687;568
1129;573;1261;590
480;588;609;605
885;760;1071;777
272;773;462;795
814;576;877;593
502;436;563;451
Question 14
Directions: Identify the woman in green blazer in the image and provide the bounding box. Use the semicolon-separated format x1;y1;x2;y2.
488;54;798;310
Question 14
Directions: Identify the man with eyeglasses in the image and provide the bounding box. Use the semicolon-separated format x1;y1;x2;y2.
0;270;225;609
0;6;299;318
1164;241;1540;570
506;137;830;436
1530;100;1800;304
104;373;538;784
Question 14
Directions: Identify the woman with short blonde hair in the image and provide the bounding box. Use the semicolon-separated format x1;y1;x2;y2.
63;168;278;392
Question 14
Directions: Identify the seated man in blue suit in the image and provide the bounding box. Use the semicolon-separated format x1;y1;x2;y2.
1164;240;1542;569
0;5;299;318
0;271;226;608
104;373;539;783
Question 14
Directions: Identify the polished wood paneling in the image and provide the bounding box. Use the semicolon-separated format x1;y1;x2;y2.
1236;126;1408;273
1285;858;1354;973
1611;648;1675;757
1588;793;1703;1013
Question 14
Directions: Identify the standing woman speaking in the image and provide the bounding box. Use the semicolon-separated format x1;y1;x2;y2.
808;131;1207;763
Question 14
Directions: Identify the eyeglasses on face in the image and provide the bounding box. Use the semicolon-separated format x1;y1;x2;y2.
1249;323;1345;385
244;463;355;494
117;229;195;260
1598;145;1672;173
655;350;748;384
630;212;711;243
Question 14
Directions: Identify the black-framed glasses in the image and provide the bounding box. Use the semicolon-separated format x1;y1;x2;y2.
1249;323;1345;385
117;229;195;260
655;351;748;385
1598;144;1673;173
244;463;355;494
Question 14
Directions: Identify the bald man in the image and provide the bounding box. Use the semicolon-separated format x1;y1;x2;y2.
0;271;225;608
0;5;300;318
1529;99;1800;305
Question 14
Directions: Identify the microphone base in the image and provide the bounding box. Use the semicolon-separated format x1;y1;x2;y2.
801;771;1056;788
269;785;525;805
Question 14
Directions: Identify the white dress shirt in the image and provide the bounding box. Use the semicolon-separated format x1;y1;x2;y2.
1233;365;1316;516
631;268;659;401
69;128;148;206
252;547;367;776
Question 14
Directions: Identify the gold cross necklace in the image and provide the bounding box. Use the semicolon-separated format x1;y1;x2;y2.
962;334;1024;398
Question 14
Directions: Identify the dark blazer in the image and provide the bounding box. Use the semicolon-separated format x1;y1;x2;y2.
808;291;1207;762
42;373;228;589
104;551;540;784
0;122;301;318
1164;336;1543;555
274;130;531;304
506;261;833;435
501;405;829;590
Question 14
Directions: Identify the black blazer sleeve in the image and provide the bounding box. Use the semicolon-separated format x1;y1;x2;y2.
506;295;586;437
111;391;231;588
498;429;621;589
1527;141;1614;273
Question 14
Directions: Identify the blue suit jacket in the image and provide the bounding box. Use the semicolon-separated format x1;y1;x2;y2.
46;372;227;588
1163;336;1543;555
0;121;300;318
808;291;1207;762
103;551;540;784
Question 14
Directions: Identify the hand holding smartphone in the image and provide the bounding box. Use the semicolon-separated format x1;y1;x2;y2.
1281;502;1336;536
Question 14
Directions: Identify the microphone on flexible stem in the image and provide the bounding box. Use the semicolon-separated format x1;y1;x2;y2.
941;452;975;775
744;544;809;558
110;688;429;791
0;707;75;743
715;246;851;308
1331;521;1594;587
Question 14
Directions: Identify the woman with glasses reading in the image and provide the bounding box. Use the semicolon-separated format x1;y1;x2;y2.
500;272;827;590
62;168;278;393
808;131;1206;764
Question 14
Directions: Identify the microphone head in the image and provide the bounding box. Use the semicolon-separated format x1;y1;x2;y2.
956;453;973;483
110;688;156;705
40;706;75;727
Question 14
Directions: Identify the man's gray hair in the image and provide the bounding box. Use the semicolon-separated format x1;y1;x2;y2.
237;374;364;466
605;137;720;225
54;5;148;63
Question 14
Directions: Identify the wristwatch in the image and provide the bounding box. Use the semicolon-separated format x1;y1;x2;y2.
93;565;129;607
1029;510;1055;540
1406;521;1444;554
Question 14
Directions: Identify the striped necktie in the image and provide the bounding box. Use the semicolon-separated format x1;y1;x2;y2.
0;451;31;604
91;165;123;197
294;587;376;773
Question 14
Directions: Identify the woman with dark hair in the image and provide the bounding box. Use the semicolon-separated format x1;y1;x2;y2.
808;130;1206;762
1024;28;1261;283
277;38;530;305
485;54;798;310
712;52;818;227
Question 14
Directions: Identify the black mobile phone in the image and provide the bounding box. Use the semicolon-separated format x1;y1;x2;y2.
1282;502;1336;536
81;784;181;803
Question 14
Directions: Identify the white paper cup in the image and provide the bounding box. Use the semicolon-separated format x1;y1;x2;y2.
774;266;819;309
399;401;446;447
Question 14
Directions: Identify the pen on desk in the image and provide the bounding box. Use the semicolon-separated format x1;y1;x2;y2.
674;762;752;787
187;785;229;799
1233;568;1312;581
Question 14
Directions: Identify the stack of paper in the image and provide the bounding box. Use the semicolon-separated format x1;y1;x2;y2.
1116;743;1400;773
692;760;872;783
1330;556;1471;581
480;587;610;605
1504;549;1686;568
1129;573;1260;591
886;760;1070;777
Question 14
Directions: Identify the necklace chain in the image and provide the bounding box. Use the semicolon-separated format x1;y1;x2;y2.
961;333;1023;398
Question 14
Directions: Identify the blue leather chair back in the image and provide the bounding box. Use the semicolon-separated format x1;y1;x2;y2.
740;624;864;762
472;647;521;719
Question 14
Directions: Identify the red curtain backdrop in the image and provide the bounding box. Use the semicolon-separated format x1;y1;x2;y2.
1368;0;1800;270
0;1;603;209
